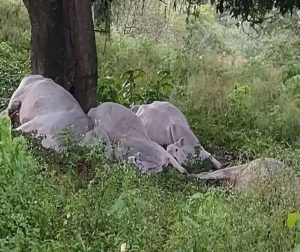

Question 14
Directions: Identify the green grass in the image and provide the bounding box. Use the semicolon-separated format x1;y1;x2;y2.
1;114;299;251
1;1;300;251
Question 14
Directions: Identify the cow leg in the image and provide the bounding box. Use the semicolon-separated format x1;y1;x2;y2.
168;155;189;175
199;147;222;169
17;121;35;132
208;155;223;169
188;165;244;181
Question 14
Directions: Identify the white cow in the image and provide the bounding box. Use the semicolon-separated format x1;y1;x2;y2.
189;158;284;188
132;101;222;169
7;74;92;151
87;102;188;175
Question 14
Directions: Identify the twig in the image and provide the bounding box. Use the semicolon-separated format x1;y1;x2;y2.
94;29;109;33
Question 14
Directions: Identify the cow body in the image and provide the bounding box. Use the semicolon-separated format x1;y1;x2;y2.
8;74;91;151
132;101;222;169
87;102;188;175
190;158;284;188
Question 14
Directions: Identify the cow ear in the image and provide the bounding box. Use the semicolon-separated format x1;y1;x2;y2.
176;137;185;147
8;100;21;122
171;124;186;143
87;107;97;119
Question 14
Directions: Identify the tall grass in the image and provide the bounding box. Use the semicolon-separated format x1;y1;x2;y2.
1;1;300;251
0;0;30;47
0;0;30;111
1;113;299;251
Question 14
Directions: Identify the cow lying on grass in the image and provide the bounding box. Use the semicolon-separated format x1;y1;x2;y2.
7;75;283;185
132;101;222;170
189;158;284;188
7;76;188;175
7;74;91;151
86;102;189;175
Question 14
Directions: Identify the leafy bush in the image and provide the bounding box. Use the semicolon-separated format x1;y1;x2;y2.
0;113;32;182
0;0;30;48
0;42;30;111
1;105;300;251
168;177;299;251
283;63;300;83
225;83;254;128
97;36;175;106
0;113;49;251
0;0;30;111
260;38;300;66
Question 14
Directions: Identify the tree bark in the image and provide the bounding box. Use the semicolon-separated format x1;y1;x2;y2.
92;0;112;34
23;0;97;112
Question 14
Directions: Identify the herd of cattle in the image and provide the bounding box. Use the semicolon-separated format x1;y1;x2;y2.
4;74;285;187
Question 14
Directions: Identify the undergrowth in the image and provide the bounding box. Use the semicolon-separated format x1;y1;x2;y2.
1;0;300;251
1;113;300;251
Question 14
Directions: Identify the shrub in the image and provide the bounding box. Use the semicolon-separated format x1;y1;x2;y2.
0;42;30;111
225;83;253;128
283;63;300;83
287;212;300;252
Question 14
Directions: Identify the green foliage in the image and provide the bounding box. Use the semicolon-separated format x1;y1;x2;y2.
1;1;300;251
284;63;300;82
287;212;300;252
0;0;30;48
285;75;300;105
0;111;299;250
0;0;29;111
98;66;173;107
0;113;32;182
0;114;47;251
168;178;298;251
225;83;253;128
0;41;30;111
118;68;145;106
213;0;300;25
186;5;230;54
97;36;174;106
260;38;300;66
57;129;108;180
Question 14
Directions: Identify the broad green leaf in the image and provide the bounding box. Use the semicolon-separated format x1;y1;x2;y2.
287;212;300;229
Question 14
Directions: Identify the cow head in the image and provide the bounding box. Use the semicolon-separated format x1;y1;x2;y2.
167;138;222;169
128;152;163;174
166;137;188;164
8;100;21;125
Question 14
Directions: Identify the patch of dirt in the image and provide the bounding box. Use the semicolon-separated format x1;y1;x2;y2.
212;147;241;168
187;146;248;174
76;160;96;181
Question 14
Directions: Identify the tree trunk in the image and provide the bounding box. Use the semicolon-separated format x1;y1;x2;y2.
22;0;97;112
92;0;112;34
